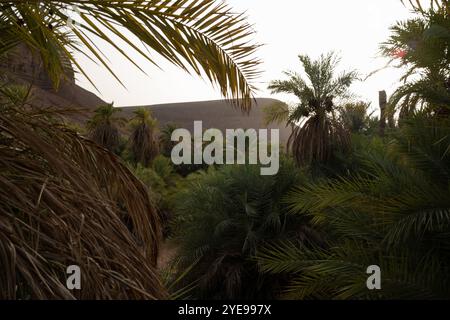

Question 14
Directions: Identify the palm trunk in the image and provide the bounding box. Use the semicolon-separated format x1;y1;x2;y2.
379;91;387;136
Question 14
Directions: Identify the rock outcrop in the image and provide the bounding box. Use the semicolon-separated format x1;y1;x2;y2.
0;44;106;116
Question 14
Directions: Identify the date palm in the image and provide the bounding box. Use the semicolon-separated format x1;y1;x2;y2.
159;122;180;157
257;114;450;299
0;0;260;111
0;85;165;299
87;103;125;153
267;52;358;165
0;0;260;299
129;107;159;167
381;0;450;118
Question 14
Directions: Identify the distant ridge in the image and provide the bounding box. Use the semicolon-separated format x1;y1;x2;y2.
2;45;290;144
122;98;291;145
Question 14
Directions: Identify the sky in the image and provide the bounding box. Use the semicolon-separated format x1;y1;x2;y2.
75;0;415;110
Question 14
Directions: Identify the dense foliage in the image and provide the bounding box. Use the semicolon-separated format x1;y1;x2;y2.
168;0;450;300
1;0;449;301
172;158;312;299
0;0;260;299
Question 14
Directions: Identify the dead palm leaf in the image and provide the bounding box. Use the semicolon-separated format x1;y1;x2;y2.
0;87;165;299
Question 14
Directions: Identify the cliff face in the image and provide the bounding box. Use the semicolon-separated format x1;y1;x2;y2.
0;44;106;115
0;43;60;89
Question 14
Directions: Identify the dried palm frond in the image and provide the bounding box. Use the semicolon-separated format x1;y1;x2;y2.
288;115;351;165
0;88;165;299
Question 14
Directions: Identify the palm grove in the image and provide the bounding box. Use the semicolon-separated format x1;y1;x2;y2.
0;0;449;300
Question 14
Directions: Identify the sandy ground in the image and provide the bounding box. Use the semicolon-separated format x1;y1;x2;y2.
157;240;178;270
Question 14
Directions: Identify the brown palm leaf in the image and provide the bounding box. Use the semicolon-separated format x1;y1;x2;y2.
0;95;165;299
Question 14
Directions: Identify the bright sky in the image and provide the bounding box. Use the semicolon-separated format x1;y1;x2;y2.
75;0;415;110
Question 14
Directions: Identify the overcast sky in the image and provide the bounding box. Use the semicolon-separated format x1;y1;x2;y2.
75;0;415;110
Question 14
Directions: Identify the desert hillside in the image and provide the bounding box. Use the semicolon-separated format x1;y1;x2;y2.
2;44;289;142
123;99;291;145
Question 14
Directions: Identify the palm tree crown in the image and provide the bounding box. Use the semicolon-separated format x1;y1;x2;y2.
267;52;358;165
381;0;450;118
0;0;261;111
87;103;124;153
129;107;159;167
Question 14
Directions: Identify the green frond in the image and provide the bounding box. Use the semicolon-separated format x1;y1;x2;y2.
172;159;305;299
262;101;291;126
1;0;261;111
382;2;450;115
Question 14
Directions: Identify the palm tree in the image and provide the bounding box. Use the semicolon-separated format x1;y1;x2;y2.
267;52;358;165
257;114;450;299
0;0;260;299
160;122;180;157
87;103;125;153
0;0;260;111
0;85;165;299
129;108;159;167
339;101;373;134
173;157;313;299
381;0;450;118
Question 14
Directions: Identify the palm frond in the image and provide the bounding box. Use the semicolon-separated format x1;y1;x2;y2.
0;87;165;299
263;101;290;126
268;52;356;165
1;0;261;111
